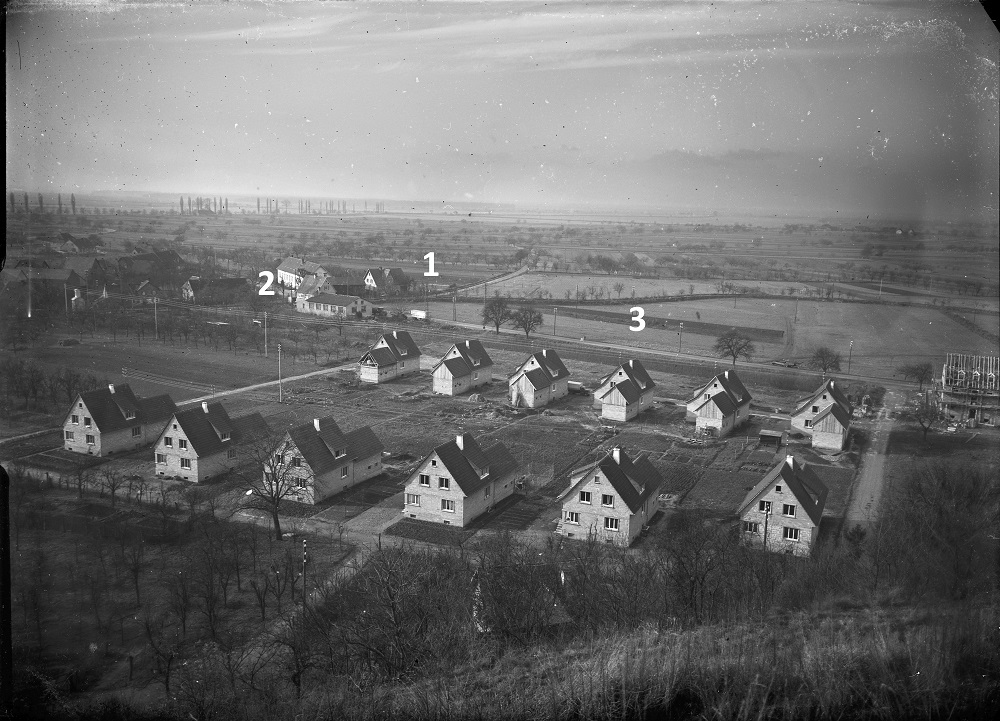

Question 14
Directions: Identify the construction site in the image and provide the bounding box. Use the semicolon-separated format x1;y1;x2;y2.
938;353;999;427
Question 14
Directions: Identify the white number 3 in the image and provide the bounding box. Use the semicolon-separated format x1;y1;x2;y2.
629;307;645;332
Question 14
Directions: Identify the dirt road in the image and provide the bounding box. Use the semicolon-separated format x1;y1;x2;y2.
844;389;904;528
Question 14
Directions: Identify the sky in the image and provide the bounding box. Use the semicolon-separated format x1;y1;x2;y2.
5;0;999;220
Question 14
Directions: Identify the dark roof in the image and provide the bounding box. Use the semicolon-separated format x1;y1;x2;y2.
568;447;664;514
599;359;655;393
738;456;829;527
232;413;271;443
599;377;641;403
278;257;304;273
513;349;570;387
694;390;737;417
306;293;362;306
361;347;401;367
72;384;176;433
432;433;519;496
172;403;237;457
21;268;84;285
435;340;493;376
792;379;852;417
287;417;383;474
687;370;752;406
812;402;851;429
520;367;553;390
440;357;473;378
374;330;421;361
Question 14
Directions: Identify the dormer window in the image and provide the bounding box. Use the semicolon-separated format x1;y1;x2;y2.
473;358;481;367
335;449;345;457
399;348;407;356
125;410;135;420
221;431;231;441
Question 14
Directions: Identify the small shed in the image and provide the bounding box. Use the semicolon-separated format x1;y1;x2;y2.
758;429;786;447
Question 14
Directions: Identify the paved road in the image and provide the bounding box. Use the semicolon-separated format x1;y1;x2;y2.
844;389;904;528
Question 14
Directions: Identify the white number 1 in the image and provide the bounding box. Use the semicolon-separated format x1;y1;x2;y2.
424;251;439;277
629;307;645;332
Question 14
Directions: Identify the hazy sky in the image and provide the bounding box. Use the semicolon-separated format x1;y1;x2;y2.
6;0;998;219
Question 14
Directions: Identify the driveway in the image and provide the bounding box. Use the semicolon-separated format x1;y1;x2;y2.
844;390;904;528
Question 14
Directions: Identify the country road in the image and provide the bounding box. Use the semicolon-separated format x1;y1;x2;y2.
844;389;904;528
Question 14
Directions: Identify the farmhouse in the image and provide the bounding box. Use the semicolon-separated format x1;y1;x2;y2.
358;330;422;383
297;293;371;318
60;233;104;253
432;340;494;395
63;384;176;457
685;370;752;437
592;359;656;422
557;446;664;547
182;276;250;303
364;267;413;296
402;433;519;527
737;455;828;557
154;402;269;482
276;257;328;291
508;349;571;408
938;353;998;428
272;417;385;504
790;379;852;449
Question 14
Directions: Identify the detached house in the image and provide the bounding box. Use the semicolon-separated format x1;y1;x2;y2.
685;370;752;438
432;340;494;395
402;433;519;527
592;359;656;422
276;257;328;291
509;349;571;408
154;402;269;482
557;446;664;547
737;455;828;556
359;330;422;383
272;417;385;504
790;379;852;451
364;267;412;296
298;293;371;319
63;384;176;456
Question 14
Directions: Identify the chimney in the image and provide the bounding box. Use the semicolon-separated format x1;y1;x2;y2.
202;402;209;413
108;384;115;394
542;349;547;358
392;330;399;339
314;418;321;432
724;370;729;379
455;434;464;450
466;340;471;348
628;359;634;368
786;454;794;467
612;447;621;464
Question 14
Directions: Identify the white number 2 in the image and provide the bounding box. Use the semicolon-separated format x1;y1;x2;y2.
259;271;275;296
424;251;440;277
629;306;645;332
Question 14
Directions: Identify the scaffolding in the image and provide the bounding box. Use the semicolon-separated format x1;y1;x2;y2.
938;353;999;427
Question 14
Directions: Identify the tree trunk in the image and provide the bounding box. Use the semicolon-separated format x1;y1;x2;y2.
272;509;283;541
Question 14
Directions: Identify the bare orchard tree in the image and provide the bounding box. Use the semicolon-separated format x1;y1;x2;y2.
234;431;311;541
897;362;934;391
809;346;843;373
900;391;942;441
481;293;513;334
713;329;756;366
509;304;544;340
100;467;126;507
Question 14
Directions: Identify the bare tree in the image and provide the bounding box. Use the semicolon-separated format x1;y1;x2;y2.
482;293;512;334
509;304;544;340
235;431;311;541
897;362;934;391
900;391;942;440
713;329;756;366
613;281;625;298
100;467;125;507
809;346;843;373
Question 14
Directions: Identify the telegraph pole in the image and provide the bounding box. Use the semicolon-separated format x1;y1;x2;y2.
847;340;854;374
678;322;684;355
278;343;283;402
553;306;558;336
264;311;268;358
153;296;158;339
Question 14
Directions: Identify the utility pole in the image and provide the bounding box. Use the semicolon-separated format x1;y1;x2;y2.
302;538;308;612
153;296;158;339
848;340;854;374
794;297;798;323
278;343;283;402
453;294;457;322
264;311;268;357
678;322;684;355
553;306;558;336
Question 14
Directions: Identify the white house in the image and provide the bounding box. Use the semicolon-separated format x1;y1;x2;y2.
790;379;852;450
63;384;176;457
685;370;752;437
272;416;385;504
297;293;371;318
402;433;519;527
276;257;328;291
432;340;494;396
508;349;571;408
358;330;422;383
592;359;656;422
557;446;664;547
154;402;269;483
737;455;828;556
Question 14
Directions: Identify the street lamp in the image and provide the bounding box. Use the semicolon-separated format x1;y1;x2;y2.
847;340;854;374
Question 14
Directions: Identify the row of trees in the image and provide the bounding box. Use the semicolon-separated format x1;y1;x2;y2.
0;359;111;413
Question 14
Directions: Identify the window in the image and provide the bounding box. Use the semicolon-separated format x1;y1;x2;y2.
78;402;83;408
775;485;782;493
804;420;812;428
335;448;345;457
431;459;437;467
441;499;455;513
65;430;74;441
439;477;450;490
743;521;760;534
604;517;620;531
484;486;491;499
86;434;95;445
84;417;92;427
821;394;827;401
297;478;308;489
71;415;79;424
758;501;771;514
783;527;800;542
341;467;349;478
566;511;580;524
221;432;231;441
580;491;592;504
156;453;166;464
601;494;614;508
180;458;192;470
178;439;187;449
406;493;420;506
228;449;237;459
783;504;796;518
125;410;135;420
132;427;141;438
164;437;173;447
812;405;819;413
291;456;300;467
419;474;430;487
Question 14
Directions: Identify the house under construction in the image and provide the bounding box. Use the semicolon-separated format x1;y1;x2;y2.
938;354;999;428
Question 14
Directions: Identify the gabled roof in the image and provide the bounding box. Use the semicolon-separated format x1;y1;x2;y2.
693;390;737;417
136;394;178;425
172;403;237;457
287;417;384;475
598;359;655;393
567;447;664;514
513;350;570;387
792;379;852;417
72;384;176;432
599;377;641;404
277;257;305;274
232;413;270;443
688;370;752;406
306;293;362;306
431;433;518;496
812;402;851;429
296;276;327;298
20;268;84;285
385;268;411;286
516;366;553;391
361;347;401;367
435;340;493;376
440;356;473;378
738;456;829;527
376;330;421;360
